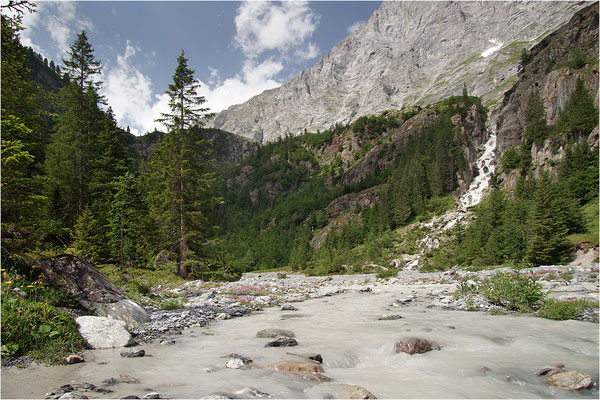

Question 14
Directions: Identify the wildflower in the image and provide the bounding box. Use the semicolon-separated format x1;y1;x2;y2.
27;285;34;288
4;281;12;285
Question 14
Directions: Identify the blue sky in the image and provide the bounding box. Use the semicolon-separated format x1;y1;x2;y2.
17;1;381;135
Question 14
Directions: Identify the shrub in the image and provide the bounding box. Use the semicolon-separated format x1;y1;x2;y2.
478;270;545;311
376;268;398;279
501;147;521;170
538;298;598;320
161;299;183;310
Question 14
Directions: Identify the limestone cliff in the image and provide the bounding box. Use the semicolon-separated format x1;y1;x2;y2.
209;1;589;143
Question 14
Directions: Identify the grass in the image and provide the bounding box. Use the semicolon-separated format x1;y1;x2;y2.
538;298;599;321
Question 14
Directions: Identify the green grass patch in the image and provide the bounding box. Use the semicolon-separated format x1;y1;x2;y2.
538;298;598;321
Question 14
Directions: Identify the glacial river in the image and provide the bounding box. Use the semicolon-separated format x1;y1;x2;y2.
2;284;599;399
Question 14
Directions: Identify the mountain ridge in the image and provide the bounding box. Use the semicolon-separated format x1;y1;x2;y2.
209;1;591;144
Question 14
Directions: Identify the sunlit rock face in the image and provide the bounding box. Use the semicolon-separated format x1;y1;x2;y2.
208;1;589;143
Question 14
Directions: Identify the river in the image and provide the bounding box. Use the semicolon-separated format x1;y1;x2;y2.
2;283;598;399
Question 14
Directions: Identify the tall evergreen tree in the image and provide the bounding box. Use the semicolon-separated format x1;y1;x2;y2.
146;50;217;278
45;31;105;226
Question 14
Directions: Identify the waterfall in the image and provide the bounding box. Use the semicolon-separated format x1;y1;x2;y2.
459;132;497;209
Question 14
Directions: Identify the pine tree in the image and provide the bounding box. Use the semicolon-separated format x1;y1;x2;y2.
108;172;146;268
526;175;572;266
46;31;105;227
146;50;217;278
1;12;49;266
557;77;598;140
523;90;548;146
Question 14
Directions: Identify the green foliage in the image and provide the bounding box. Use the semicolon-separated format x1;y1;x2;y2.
501;146;521;170
523;91;548;146
556;77;598;140
478;270;545;311
538;298;598;321
299;129;334;148
1;272;87;364
145;51;218;278
160;299;183;310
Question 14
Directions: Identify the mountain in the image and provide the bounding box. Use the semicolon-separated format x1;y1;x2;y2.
209;1;590;144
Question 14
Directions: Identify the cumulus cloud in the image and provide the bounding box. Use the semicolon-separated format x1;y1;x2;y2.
234;1;319;59
294;42;320;61
347;20;366;34
18;2;94;59
101;41;169;135
198;58;283;113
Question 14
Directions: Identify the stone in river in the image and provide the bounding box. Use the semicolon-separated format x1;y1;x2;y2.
297;372;333;383
546;371;592;390
281;304;298;311
256;328;295;338
66;355;85;364
265;337;297;347
267;361;324;373
377;314;403;320
142;393;162;399
225;358;248;369
536;366;564;376
119;374;141;384
348;385;377;399
394;337;440;355
120;348;145;358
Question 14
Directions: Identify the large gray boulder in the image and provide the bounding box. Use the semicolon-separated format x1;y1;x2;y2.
35;255;148;329
75;316;135;348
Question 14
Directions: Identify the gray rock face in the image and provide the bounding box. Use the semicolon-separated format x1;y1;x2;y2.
75;316;135;349
209;2;587;143
35;255;148;329
493;3;599;166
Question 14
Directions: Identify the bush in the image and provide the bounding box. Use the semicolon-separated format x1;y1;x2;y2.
478;270;545;311
538;298;598;320
376;268;398;279
161;299;183;310
501;147;521;170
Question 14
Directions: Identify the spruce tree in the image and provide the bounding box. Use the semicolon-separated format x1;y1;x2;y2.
46;31;105;227
146;50;217;278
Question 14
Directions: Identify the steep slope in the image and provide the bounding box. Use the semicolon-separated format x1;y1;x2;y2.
209;1;590;143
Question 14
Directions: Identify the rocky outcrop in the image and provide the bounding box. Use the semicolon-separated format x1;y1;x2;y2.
209;2;588;143
35;255;148;329
494;3;599;159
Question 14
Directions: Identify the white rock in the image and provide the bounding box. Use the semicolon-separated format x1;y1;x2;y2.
90;298;148;330
225;358;247;369
75;316;135;349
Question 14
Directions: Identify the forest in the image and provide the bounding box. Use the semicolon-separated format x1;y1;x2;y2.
3;0;599;289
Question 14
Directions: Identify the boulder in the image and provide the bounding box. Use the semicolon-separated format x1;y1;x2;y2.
546;371;592;390
281;304;298;311
75;316;135;348
394;337;440;355
256;328;295;338
267;361;324;373
35;255;148;329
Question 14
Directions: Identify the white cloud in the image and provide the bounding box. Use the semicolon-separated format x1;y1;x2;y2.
234;1;319;59
17;2;94;59
294;42;320;61
101;41;169;135
198;58;283;113
347;20;365;34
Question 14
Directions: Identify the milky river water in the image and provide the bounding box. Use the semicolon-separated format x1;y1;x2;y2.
2;284;598;399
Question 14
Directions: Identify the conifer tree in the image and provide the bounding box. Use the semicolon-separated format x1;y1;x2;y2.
146;50;217;278
46;31;105;227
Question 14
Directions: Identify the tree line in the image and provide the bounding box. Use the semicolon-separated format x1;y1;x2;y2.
1;9;218;279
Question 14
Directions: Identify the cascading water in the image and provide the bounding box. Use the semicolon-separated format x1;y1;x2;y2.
459;132;497;209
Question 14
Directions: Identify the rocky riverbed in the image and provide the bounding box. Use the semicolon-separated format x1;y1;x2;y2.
2;264;598;399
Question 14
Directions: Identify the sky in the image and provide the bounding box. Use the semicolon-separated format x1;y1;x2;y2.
14;1;381;135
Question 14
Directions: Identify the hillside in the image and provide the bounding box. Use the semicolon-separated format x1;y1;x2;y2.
213;3;599;274
209;1;590;143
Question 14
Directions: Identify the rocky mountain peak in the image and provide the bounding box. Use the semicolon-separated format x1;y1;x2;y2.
209;1;590;144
